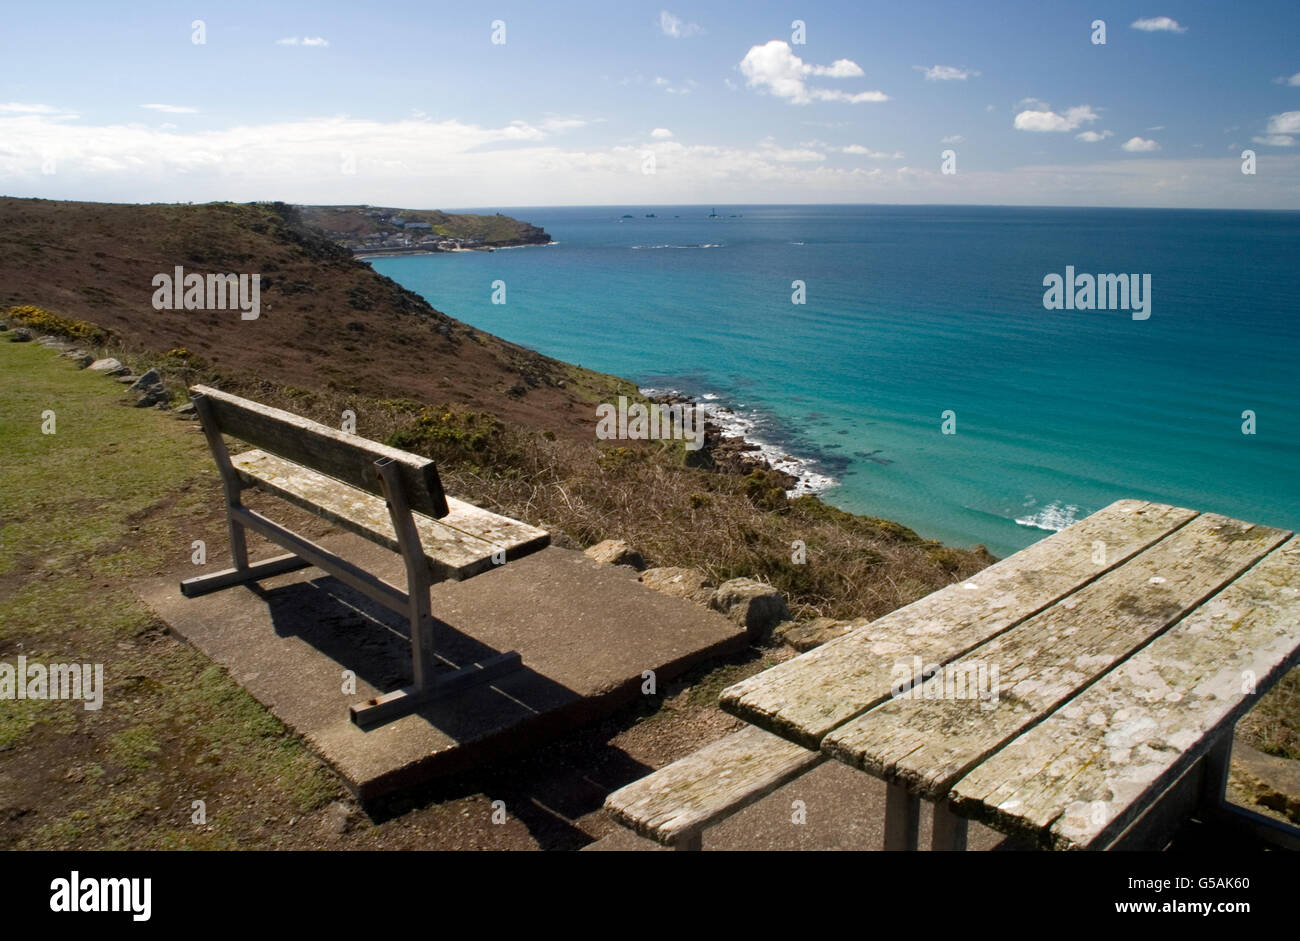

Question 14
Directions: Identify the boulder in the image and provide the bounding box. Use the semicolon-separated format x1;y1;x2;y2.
774;617;859;652
8;328;33;342
638;567;715;605
87;357;128;376
135;384;169;408
129;369;161;392
709;578;791;640
60;350;94;368
584;539;645;570
174;401;197;416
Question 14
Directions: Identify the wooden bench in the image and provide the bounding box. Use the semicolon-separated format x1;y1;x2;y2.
179;385;549;727
603;724;825;850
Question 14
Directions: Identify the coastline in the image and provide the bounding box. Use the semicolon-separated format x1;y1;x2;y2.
642;387;837;499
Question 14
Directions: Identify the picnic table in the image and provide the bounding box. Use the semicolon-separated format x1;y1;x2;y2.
718;500;1300;850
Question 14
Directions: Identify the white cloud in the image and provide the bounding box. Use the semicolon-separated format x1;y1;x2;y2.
1273;73;1300;87
650;127;673;139
1252;111;1300;146
1075;130;1113;142
276;36;330;47
842;144;903;158
1122;136;1161;152
141;104;198;114
1131;17;1186;33
915;65;979;81
1014;104;1100;132
0;102;64;114
654;76;695;95
1017;97;1050;110
739;41;887;105
658;10;702;38
940;134;965;144
5;110;1296;209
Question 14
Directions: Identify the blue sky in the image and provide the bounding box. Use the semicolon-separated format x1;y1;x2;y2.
2;0;1298;207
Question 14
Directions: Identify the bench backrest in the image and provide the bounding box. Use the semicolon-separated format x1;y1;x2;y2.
189;385;449;519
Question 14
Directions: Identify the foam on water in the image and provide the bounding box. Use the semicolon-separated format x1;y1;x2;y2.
1015;500;1085;532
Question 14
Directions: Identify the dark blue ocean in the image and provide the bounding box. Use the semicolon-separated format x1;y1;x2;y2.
370;205;1299;557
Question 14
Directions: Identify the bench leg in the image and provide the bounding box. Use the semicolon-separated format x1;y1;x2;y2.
1198;732;1233;811
673;830;703;851
884;782;920;851
931;799;969;852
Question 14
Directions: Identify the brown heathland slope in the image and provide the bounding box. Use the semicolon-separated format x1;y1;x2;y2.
0;197;625;440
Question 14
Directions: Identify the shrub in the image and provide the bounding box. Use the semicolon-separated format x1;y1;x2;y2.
5;305;107;344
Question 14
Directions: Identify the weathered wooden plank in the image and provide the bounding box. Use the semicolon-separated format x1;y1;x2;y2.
442;497;551;562
604;724;824;847
231;449;546;581
720;500;1198;748
190;384;449;519
821;513;1289;801
949;535;1300;850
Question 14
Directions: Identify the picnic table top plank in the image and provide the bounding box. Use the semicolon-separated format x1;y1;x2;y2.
820;512;1290;799
603;724;824;846
231;449;547;581
948;534;1300;850
719;499;1198;748
192;384;449;519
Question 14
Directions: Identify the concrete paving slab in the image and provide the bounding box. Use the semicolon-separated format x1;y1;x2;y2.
136;534;747;799
584;759;1026;851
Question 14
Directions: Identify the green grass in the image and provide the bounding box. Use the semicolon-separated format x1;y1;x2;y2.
0;336;342;848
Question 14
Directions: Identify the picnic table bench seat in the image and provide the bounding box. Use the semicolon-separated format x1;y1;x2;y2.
604;724;825;850
179;384;550;727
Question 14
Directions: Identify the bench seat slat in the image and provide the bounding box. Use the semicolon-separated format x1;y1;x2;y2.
949;535;1300;850
231;449;548;581
604;724;824;846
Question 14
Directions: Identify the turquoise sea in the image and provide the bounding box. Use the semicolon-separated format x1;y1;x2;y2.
370;205;1299;558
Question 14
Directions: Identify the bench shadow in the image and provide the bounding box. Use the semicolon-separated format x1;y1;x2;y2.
248;573;582;743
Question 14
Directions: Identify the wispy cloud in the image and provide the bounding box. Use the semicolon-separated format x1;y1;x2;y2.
842;144;903;158
141;104;197;114
276;36;330;47
1076;130;1113;142
1013;104;1099;132
653;76;696;95
650;127;673;139
940;134;965;144
915;65;979;81
1121;136;1161;152
1131;17;1187;33
658;10;702;38
1273;72;1300;87
739;41;887;105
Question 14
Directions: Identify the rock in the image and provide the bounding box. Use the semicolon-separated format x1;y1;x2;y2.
321;800;354;835
8;328;33;342
129;369;161;392
174;401;197;416
87;357;128;376
584;539;645;570
117;375;139;384
0;321;8;331
638;567;716;605
135;384;169;408
1230;743;1300;824
709;578;791;640
60;350;94;368
775;617;859;652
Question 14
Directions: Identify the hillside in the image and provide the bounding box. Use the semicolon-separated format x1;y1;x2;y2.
296;204;552;255
0;197;617;440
